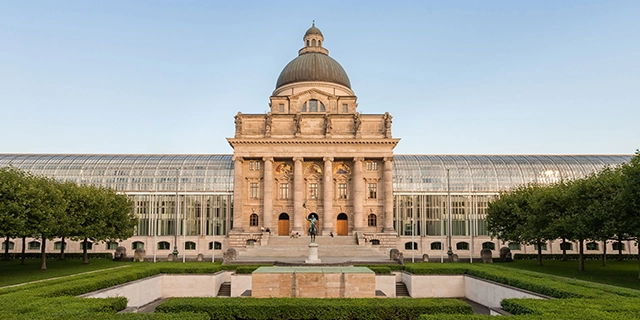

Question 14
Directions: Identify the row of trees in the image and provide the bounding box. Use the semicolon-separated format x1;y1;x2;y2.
0;166;137;269
487;152;640;273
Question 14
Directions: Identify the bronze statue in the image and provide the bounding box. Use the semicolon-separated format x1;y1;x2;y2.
307;215;318;242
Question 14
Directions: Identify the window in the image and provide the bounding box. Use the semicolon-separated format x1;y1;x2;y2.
185;241;196;250
209;241;222;250
279;183;289;199
279;104;284;112
405;242;418;250
132;241;145;250
28;241;41;250
560;242;573;251
107;242;118;250
250;213;259;226
338;183;347;199
2;241;14;250
482;242;495;250
508;243;521;251
249;161;261;171
309;183;318;199
456;242;469;250
370;239;380;245
368;183;377;199
302;99;325;112
586;242;599;251
54;241;67;250
312;39;316;46
247;239;256;246
250;182;259;199
613;242;625;251
366;161;378;171
534;243;547;251
368;214;377;227
431;242;442;250
342;104;348;113
158;241;171;250
81;242;93;250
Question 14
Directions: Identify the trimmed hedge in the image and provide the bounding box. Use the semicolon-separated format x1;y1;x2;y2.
4;252;114;260
513;253;639;261
156;297;473;320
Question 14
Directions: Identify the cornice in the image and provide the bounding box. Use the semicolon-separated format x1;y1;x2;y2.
227;138;400;146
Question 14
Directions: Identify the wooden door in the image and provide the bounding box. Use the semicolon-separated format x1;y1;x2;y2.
278;219;289;236
336;219;348;236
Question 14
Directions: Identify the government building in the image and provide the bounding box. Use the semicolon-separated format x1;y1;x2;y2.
0;24;633;261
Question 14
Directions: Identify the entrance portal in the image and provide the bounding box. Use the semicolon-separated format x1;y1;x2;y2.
278;213;290;236
337;213;348;236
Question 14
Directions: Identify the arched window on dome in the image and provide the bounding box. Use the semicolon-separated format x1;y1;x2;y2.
312;39;316;46
306;40;309;47
318;40;321;46
302;99;325;112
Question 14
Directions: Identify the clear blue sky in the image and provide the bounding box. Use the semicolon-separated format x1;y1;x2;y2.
1;1;638;155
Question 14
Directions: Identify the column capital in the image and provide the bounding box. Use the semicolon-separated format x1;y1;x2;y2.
293;157;304;162
232;156;244;163
383;157;394;162
353;157;365;162
323;156;334;162
262;157;274;163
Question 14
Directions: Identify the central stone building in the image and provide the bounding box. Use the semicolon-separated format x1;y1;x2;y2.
227;23;399;247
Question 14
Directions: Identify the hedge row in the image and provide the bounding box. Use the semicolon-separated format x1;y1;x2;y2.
513;253;639;261
3;252;114;260
156;297;473;320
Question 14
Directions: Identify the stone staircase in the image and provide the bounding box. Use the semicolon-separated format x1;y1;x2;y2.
396;282;410;297
217;282;231;297
236;236;390;261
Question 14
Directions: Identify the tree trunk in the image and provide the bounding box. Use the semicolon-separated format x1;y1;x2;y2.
82;238;89;264
40;237;47;270
3;235;9;261
537;240;543;266
578;239;584;272
618;238;623;261
59;236;66;260
562;238;567;261
20;237;26;265
602;240;607;267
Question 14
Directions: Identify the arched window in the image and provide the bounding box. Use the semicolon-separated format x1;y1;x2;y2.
185;241;196;250
132;241;145;250
312;39;316;46
158;241;171;250
586;242;599;251
250;213;259;226
247;239;256;246
613;242;625;251
508;243;521;251
302;99;325;112
318;40;321;46
54;241;66;250
2;241;14;250
209;241;222;250
107;242;118;250
560;242;573;251
430;242;442;250
28;241;41;250
306;40;310;46
456;242;469;250
370;239;380;245
368;214;377;227
81;242;93;250
405;242;418;250
482;242;495;250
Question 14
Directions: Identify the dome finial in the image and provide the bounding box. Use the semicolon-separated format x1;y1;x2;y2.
312;20;315;27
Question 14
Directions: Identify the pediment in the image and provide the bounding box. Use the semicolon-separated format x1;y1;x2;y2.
289;88;336;100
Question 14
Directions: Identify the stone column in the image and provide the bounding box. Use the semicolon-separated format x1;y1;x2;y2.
322;157;334;235
293;157;304;232
383;157;395;232
262;157;274;230
353;157;364;231
232;156;244;232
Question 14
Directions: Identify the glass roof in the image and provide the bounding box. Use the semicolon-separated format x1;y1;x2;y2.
0;154;234;192
0;154;632;194
393;155;633;193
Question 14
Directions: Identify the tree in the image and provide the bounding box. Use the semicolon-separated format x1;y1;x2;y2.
619;152;640;278
0;167;30;261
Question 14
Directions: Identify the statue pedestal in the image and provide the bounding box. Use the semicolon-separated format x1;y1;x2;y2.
305;242;321;264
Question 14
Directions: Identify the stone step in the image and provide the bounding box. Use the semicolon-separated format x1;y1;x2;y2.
217;282;231;297
239;244;388;258
396;282;410;297
266;236;357;246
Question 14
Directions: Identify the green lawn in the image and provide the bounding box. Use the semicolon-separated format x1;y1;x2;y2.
499;259;640;290
0;259;129;287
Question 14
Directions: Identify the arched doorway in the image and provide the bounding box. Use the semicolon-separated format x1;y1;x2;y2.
306;212;319;235
336;213;348;236
278;213;290;236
